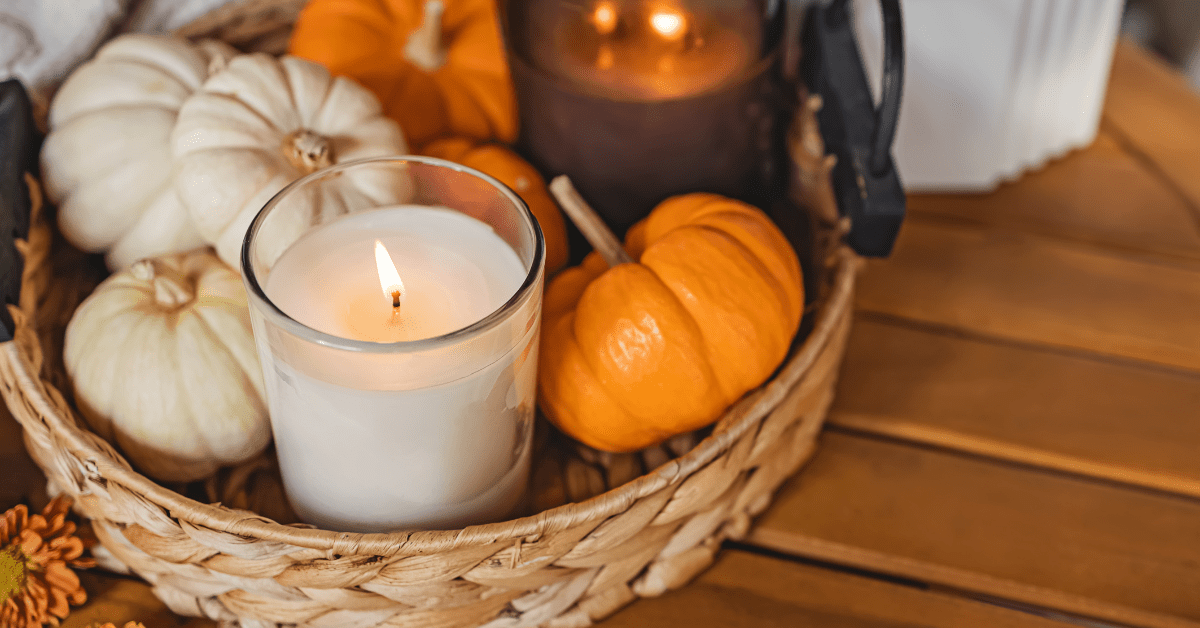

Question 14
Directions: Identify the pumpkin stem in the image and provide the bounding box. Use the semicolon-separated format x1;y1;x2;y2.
207;54;228;77
282;129;334;174
132;260;194;309
198;40;233;76
404;0;448;73
549;176;634;267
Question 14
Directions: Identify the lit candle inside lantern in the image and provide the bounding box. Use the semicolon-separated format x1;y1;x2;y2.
648;6;685;41
244;158;544;532
504;0;781;235
592;0;618;34
529;0;757;100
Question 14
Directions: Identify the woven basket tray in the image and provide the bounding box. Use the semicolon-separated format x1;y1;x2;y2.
1;2;858;626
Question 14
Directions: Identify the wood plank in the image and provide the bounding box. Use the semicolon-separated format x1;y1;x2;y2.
907;131;1200;260
602;550;1075;628
829;317;1200;497
751;432;1200;627
744;531;1198;628
857;218;1200;372
1103;40;1200;213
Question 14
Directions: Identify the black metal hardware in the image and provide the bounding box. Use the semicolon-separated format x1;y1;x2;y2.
0;80;38;341
801;0;906;257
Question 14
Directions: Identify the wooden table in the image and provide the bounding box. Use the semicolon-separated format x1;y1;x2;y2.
4;40;1200;628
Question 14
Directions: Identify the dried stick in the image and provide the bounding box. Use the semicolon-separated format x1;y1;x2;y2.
548;175;634;267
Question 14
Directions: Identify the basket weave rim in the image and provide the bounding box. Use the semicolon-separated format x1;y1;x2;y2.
9;247;856;556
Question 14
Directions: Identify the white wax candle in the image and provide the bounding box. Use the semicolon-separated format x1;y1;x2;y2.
258;205;538;532
269;207;522;343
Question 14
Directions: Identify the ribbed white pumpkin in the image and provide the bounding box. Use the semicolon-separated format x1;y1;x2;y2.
172;53;409;269
64;250;270;482
41;34;236;270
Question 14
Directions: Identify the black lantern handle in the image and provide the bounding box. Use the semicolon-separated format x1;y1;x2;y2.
801;0;907;257
868;0;903;177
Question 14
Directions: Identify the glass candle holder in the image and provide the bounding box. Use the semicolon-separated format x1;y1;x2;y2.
502;0;786;235
242;157;545;533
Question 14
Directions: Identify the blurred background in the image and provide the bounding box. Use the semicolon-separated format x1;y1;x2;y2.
1123;0;1200;88
847;0;1200;192
4;0;1200;194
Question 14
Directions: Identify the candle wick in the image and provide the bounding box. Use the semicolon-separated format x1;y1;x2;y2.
389;290;403;329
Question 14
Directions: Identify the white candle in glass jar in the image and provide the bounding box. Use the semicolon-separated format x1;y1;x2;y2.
257;205;538;532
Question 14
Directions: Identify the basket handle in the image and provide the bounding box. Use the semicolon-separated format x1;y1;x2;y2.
0;79;37;342
800;0;906;257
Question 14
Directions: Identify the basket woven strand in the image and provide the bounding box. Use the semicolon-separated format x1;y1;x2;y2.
1;2;859;625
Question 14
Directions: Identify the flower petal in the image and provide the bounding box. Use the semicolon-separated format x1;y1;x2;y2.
47;585;69;618
18;529;42;555
50;536;84;561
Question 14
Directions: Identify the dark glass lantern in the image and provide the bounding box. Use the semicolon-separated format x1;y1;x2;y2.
501;0;788;237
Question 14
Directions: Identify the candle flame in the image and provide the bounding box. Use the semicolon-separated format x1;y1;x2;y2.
374;239;405;309
596;43;615;69
592;1;618;35
649;7;686;41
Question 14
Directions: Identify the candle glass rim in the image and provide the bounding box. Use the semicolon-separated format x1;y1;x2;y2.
500;1;782;105
241;155;546;355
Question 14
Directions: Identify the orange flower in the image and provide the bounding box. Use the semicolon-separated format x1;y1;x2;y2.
85;623;147;628
0;497;95;627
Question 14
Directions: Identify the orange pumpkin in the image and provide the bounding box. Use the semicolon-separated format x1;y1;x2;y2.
422;138;568;274
288;0;516;147
539;193;804;452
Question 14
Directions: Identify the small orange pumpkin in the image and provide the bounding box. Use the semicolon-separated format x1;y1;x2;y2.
288;0;516;147
422;138;568;274
539;193;804;452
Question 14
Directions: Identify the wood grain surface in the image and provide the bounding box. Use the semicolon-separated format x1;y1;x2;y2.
830;317;1200;496
907;132;1200;260
856;217;1200;372
748;39;1200;628
1103;40;1200;213
603;551;1077;628
753;433;1200;628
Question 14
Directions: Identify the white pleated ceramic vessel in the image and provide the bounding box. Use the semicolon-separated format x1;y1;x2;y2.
854;0;1124;191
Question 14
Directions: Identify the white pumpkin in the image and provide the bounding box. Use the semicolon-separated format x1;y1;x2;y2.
172;53;409;269
41;34;236;270
64;250;270;482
